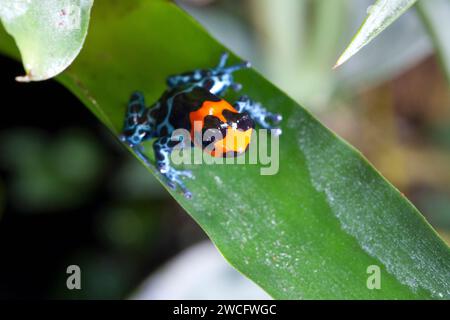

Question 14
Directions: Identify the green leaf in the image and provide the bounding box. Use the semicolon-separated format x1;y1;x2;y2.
0;0;93;81
335;0;417;68
416;0;450;85
1;0;450;299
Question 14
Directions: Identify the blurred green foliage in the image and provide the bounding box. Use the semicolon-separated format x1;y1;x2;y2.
0;129;103;212
417;0;450;84
181;0;435;110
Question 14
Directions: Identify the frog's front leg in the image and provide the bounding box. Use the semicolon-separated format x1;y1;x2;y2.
153;136;194;199
166;52;250;96
234;96;283;135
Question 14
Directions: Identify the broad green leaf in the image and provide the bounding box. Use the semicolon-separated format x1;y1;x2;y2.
0;0;93;81
1;0;449;299
335;0;417;68
417;0;450;85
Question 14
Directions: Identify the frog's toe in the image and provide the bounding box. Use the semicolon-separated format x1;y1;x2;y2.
173;177;193;199
263;112;282;124
269;113;283;124
271;128;282;136
231;83;243;92
178;170;194;179
258;112;282;134
181;187;193;199
157;163;170;174
161;167;195;198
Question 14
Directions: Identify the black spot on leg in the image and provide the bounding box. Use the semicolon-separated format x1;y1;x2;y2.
155;151;164;161
160;126;168;137
123;129;134;137
137;116;147;124
200;70;212;78
129;104;141;113
203;79;214;91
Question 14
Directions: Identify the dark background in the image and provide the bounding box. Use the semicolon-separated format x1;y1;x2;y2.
0;55;206;299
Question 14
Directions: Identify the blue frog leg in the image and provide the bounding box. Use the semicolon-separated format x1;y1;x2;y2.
153;136;194;199
119;91;158;168
120;91;155;145
234;96;283;135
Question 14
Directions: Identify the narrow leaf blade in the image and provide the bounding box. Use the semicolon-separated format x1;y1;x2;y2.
417;0;450;85
335;0;417;68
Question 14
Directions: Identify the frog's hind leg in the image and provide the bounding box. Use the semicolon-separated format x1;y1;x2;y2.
120;91;156;166
120;91;155;145
153;136;194;199
234;96;283;135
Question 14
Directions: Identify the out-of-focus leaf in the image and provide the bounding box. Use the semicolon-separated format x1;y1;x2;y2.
0;0;93;81
416;0;450;84
132;241;271;300
335;0;417;68
337;0;432;89
0;129;103;212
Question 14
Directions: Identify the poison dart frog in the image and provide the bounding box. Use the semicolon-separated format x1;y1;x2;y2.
119;52;282;198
